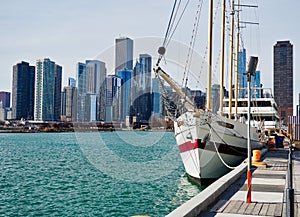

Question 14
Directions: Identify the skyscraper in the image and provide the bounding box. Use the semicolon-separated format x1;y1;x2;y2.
76;62;87;122
115;37;133;73
106;75;121;122
132;54;152;122
34;58;62;122
152;78;161;115
238;48;247;98
54;64;62;121
86;60;107;121
76;60;107;122
273;40;293;125
252;70;261;98
11;61;35;120
0;91;11;109
68;77;76;87
62;86;77;122
117;69;132;121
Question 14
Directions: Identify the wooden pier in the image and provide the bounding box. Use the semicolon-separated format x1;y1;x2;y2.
167;148;300;217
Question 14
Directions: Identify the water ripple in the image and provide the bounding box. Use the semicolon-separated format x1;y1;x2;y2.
0;132;202;217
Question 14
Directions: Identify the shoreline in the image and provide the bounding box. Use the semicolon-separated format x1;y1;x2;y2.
0;127;174;133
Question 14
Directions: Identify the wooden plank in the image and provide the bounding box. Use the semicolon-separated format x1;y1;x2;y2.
229;200;243;213
244;202;256;215
259;203;269;215
236;202;248;214
223;200;237;213
252;203;263;215
267;203;276;216
274;203;283;217
210;199;229;212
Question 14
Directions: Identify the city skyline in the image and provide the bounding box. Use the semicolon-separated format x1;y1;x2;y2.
1;1;300;112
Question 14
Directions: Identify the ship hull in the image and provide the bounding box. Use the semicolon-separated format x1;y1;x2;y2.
175;111;263;184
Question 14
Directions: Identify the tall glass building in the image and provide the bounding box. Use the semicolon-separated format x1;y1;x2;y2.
12;61;35;120
106;75;121;122
34;58;62;122
117;69;132;121
54;65;62;121
76;60;107;122
115;37;133;73
238;48;247;98
61;86;77;122
68;77;76;87
76;62;87;122
132;54;152;122
152;78;161;115
86;60;107;121
273;40;293;125
0;91;11;109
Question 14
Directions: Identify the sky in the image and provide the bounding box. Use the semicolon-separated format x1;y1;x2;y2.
0;0;299;110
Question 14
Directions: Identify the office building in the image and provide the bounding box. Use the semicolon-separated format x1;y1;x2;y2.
238;48;247;98
76;62;87;122
11;61;35;120
106;75;121;122
115;37;133;73
62;86;77;122
54;65;62;121
86;60;107;121
132;54;152;122
273;40;293;125
0;91;11;109
68;77;76;87
76;60;107;122
117;69;132;121
34;58;62;122
152;78;162;115
0;101;6;121
252;70;261;98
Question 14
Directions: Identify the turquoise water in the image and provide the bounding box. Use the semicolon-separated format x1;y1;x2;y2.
0;132;202;217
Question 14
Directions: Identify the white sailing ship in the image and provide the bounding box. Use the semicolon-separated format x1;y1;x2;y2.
154;0;264;184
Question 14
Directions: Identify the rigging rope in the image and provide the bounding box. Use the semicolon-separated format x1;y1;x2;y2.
209;127;238;170
181;0;204;88
157;0;190;66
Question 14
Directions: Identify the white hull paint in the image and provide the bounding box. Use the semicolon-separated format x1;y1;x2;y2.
175;111;263;182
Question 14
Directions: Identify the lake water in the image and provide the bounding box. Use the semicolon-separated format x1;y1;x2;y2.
0;131;202;217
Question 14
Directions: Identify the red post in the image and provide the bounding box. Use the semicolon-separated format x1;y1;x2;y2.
247;170;252;203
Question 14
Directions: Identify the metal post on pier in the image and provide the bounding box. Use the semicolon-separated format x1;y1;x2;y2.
286;141;294;217
246;56;258;204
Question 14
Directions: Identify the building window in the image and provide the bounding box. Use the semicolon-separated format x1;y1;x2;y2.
280;47;287;65
281;110;286;117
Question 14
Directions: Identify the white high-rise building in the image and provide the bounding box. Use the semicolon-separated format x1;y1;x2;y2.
34;58;62;122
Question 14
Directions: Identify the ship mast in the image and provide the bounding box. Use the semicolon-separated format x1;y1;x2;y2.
207;0;213;111
234;0;240;120
229;0;235;119
219;0;226;115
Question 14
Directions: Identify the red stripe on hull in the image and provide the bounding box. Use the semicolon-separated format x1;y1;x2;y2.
178;140;199;153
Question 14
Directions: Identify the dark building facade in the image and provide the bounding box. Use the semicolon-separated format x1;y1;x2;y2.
0;91;11;108
273;40;293;125
132;54;152;123
12;61;35;120
54;65;62;121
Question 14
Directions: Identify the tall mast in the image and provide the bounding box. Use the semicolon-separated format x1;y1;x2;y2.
207;0;213;111
219;0;226;115
234;0;240;120
229;0;235;119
